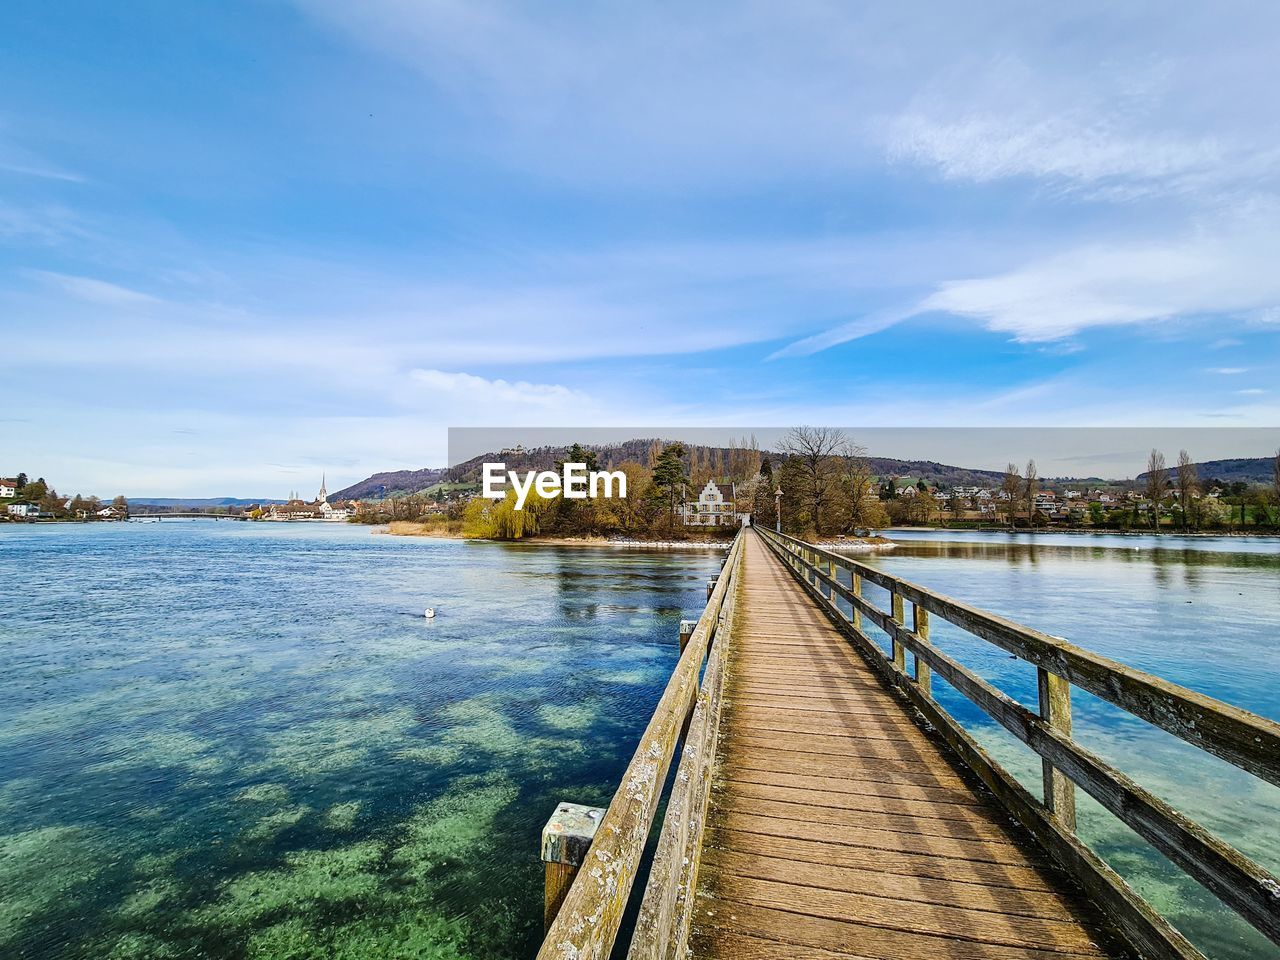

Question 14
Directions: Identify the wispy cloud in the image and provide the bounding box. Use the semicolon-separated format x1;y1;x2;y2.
30;270;160;306
776;214;1280;352
0;160;85;183
886;112;1231;200
1206;367;1247;375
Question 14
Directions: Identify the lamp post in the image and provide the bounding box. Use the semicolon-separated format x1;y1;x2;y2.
774;485;783;533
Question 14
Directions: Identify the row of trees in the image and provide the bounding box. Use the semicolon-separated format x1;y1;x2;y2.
988;449;1280;531
2;472;129;520
1143;448;1280;531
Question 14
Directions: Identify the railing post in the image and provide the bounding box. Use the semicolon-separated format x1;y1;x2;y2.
913;603;932;697
890;591;906;672
541;801;605;930
1037;668;1077;831
679;619;696;653
706;578;717;601
851;571;862;631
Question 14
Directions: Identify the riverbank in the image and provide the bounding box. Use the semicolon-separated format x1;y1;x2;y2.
812;536;896;552
377;521;736;548
887;525;1279;538
378;521;897;551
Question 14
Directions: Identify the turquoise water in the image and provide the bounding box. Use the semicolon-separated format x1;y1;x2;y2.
857;530;1280;960
0;522;725;959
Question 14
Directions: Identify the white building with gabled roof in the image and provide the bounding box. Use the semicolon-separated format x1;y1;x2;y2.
682;480;740;527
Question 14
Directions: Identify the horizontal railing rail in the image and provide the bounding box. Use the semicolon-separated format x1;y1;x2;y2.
756;526;1280;960
536;530;745;960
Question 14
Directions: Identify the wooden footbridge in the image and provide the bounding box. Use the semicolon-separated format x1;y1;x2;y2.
537;528;1280;960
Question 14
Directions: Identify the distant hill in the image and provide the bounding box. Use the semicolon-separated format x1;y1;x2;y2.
1137;456;1277;486
862;458;1004;486
331;468;449;501
128;497;284;507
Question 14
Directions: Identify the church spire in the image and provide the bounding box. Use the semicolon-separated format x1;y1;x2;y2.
318;472;328;504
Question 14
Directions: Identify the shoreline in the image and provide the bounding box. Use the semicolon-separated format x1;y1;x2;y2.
374;523;895;550
886;526;1280;539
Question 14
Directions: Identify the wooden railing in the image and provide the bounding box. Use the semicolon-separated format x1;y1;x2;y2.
756;526;1280;960
536;530;745;960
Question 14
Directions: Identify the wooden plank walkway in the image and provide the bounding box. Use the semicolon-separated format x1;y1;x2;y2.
691;530;1126;960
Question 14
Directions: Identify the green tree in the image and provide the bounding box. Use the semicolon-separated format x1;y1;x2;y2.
19;479;47;501
651;443;688;530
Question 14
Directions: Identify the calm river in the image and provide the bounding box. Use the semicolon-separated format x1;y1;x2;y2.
1;523;1276;959
0;522;724;959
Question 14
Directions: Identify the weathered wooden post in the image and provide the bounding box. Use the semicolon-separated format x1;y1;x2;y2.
1037;668;1077;831
890;590;906;672
706;578;717;600
851;571;862;631
541;801;605;930
679;619;697;653
912;603;932;697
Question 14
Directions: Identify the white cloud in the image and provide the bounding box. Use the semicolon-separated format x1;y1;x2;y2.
1206;367;1247;375
776;216;1280;352
921;232;1280;342
1236;388;1266;395
409;368;587;410
295;1;1280;199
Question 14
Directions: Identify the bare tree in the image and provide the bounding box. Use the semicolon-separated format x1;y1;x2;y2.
1001;463;1021;528
1023;459;1038;525
1273;448;1280;523
1176;450;1198;531
779;426;852;535
1145;449;1166;532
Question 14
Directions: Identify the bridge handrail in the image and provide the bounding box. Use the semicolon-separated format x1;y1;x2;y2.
627;526;743;960
756;526;1280;958
536;530;745;960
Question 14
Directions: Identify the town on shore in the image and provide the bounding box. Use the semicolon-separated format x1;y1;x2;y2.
7;432;1278;538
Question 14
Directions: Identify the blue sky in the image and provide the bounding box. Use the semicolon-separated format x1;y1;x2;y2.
2;2;1278;496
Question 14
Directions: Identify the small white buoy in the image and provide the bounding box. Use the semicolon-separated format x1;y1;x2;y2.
424;607;436;619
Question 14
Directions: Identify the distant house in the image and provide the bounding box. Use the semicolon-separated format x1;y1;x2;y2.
319;499;353;522
1033;492;1058;513
8;502;38;517
682;480;739;527
0;479;16;498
